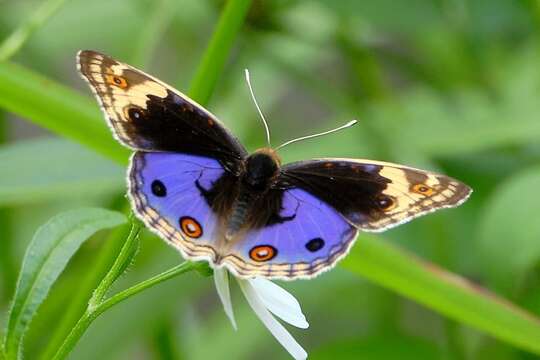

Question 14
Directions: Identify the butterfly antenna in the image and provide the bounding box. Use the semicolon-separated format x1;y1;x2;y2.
276;120;358;151
245;69;272;147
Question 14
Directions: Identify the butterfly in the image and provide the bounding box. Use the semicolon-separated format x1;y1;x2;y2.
77;50;472;280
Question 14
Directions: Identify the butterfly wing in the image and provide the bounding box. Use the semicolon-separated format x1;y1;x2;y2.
130;150;358;279
77;50;247;170
129;151;230;262
221;188;358;279
279;158;472;232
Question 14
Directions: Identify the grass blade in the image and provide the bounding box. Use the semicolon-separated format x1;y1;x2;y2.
0;0;70;61
342;234;540;355
189;0;252;104
0;138;123;205
2;208;126;359
0;61;129;164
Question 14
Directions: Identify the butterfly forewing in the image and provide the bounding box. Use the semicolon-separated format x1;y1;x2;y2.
279;158;472;232
77;50;247;169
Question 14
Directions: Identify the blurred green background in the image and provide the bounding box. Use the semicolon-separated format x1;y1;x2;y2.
1;0;540;359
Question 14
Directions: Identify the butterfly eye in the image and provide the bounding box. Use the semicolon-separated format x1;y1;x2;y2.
106;74;128;88
376;194;396;211
179;216;203;238
249;245;277;262
305;238;325;252
412;184;434;196
151;180;167;197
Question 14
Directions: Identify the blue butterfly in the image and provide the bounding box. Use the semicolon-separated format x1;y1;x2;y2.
78;50;471;280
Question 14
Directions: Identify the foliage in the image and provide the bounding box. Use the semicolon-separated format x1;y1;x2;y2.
1;0;540;359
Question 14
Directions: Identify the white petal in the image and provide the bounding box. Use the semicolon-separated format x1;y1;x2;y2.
239;279;308;360
249;278;309;329
213;267;237;330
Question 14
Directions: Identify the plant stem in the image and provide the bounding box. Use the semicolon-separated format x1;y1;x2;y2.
131;0;176;68
40;220;131;360
52;261;198;360
0;112;16;299
88;221;141;307
0;0;70;61
189;0;253;104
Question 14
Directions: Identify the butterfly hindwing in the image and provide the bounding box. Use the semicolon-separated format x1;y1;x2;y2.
129;151;225;262
279;158;472;232
224;188;358;279
77;50;247;169
129;152;358;279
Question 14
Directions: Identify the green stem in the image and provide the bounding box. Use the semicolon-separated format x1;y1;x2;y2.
189;0;253;104
52;222;142;360
131;0;176;68
88;221;141;307
40;219;131;360
151;319;183;360
52;261;198;360
0;0;70;61
0;112;16;299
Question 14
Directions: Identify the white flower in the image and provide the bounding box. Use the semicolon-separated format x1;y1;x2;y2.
213;268;309;360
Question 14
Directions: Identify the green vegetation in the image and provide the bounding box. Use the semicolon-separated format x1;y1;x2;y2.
1;1;539;359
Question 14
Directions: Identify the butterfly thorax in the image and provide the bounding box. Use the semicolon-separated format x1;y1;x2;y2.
224;148;281;240
242;148;281;191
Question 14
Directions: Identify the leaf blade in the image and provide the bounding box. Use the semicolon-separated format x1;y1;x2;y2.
2;208;126;359
342;234;540;355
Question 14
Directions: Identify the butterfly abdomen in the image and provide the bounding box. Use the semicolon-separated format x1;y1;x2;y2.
225;149;281;240
225;188;253;240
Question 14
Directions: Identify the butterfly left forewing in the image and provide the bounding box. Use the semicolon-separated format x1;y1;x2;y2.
280;158;471;232
77;50;247;167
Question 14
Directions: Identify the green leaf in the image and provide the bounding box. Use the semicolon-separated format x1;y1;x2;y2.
477;166;540;294
0;0;70;61
188;0;252;104
0;138;124;205
2;208;126;359
311;334;441;360
341;234;540;355
0;61;129;164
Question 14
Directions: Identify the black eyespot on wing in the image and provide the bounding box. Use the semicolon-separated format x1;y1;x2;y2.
128;106;144;121
375;194;396;211
305;238;325;252
151;180;167;197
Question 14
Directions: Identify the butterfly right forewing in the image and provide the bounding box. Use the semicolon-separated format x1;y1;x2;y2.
279;158;472;232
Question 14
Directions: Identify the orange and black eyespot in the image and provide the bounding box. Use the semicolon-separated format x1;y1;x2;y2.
375;194;396;211
179;216;203;238
249;245;277;262
106;74;128;88
412;183;434;196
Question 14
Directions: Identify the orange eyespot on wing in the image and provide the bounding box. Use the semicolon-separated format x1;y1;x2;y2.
249;245;277;262
105;74;128;88
411;183;434;196
179;216;203;238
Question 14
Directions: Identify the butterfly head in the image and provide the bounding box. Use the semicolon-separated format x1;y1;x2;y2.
243;148;281;191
